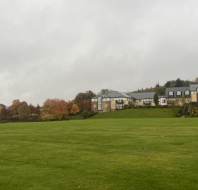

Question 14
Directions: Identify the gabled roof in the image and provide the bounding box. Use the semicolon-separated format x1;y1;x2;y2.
127;92;155;100
159;96;167;98
166;86;190;97
165;86;190;92
96;90;129;98
165;86;190;96
190;84;198;91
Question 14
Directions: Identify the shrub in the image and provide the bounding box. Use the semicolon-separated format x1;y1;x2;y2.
179;103;198;117
81;111;96;119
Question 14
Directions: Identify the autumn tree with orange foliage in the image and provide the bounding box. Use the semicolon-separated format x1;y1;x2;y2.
70;104;80;115
67;101;73;114
42;99;69;120
8;100;30;120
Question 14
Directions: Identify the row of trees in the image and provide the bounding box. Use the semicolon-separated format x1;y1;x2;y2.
0;100;41;121
0;91;96;122
41;99;80;120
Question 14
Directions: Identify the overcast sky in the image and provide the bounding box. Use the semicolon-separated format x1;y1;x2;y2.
0;0;198;105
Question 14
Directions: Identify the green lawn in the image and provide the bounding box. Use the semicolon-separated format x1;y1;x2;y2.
92;108;180;119
0;118;198;190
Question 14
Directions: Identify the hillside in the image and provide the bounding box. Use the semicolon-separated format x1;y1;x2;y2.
0;119;198;190
92;108;179;119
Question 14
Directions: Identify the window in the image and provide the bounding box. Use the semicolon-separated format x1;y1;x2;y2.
116;99;124;104
116;104;124;110
98;97;102;111
185;90;190;96
176;91;182;96
143;99;152;105
169;91;174;96
103;98;110;101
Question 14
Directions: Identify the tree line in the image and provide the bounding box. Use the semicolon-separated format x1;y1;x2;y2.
136;78;198;96
0;91;96;122
1;78;197;122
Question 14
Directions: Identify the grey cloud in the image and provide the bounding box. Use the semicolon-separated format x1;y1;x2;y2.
0;0;197;105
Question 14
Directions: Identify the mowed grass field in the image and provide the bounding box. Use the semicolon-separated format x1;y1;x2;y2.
0;118;198;190
92;108;180;119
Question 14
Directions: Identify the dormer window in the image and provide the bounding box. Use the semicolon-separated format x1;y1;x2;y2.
185;90;190;96
176;91;182;96
169;91;174;96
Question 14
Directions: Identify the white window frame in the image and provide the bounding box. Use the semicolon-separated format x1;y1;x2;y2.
176;91;182;96
185;90;190;96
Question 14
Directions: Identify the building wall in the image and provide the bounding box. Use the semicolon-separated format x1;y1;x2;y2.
124;99;129;105
134;100;144;107
134;99;155;107
191;92;198;102
111;100;116;111
91;97;129;112
102;101;111;112
91;102;98;112
167;98;191;106
159;98;168;106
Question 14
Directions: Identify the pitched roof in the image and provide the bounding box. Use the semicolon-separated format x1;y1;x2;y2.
127;92;155;100
190;84;198;91
159;96;167;98
165;86;190;93
96;90;129;98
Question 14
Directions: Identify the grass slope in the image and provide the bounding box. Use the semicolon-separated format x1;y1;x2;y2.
93;108;179;119
0;118;198;190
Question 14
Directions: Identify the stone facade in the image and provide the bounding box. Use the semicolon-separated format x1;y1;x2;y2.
190;84;198;103
191;92;198;102
167;98;191;106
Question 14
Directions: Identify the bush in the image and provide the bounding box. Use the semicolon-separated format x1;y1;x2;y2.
179;103;198;117
81;111;96;119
